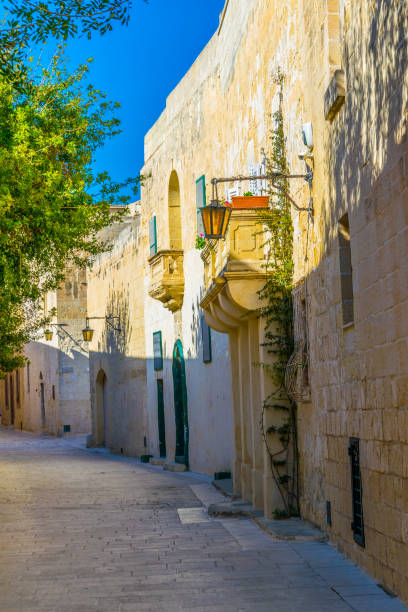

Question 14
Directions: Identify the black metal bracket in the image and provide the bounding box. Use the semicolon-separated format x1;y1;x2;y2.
86;315;121;333
211;169;313;215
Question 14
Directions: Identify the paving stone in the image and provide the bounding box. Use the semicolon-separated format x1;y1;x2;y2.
0;427;406;612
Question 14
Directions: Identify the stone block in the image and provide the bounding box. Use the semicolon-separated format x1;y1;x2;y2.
163;462;187;472
150;457;166;466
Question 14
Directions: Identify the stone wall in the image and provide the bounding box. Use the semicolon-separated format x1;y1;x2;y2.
2;266;91;436
292;0;408;601
139;0;408;599
87;210;148;457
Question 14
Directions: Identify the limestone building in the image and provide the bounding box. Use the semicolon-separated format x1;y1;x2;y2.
86;205;149;457
0;266;91;436
3;0;407;602
130;0;408;601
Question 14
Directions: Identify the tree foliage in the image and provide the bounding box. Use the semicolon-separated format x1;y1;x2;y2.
0;1;144;79
0;53;139;373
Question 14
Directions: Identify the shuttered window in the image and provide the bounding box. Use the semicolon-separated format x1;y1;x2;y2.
153;331;163;371
202;314;212;363
338;214;354;326
196;175;206;235
149;216;157;257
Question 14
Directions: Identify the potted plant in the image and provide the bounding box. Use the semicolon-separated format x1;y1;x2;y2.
229;191;269;209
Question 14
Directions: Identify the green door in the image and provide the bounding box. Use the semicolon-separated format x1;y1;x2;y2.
157;379;166;458
172;340;189;467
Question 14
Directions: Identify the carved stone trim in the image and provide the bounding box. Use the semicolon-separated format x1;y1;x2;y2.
324;69;345;121
148;250;184;312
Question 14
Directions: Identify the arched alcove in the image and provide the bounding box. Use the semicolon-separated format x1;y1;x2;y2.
168;171;182;250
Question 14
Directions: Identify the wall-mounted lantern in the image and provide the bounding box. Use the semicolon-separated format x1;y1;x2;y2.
44;323;68;342
82;315;121;343
44;329;53;341
82;319;94;342
199;178;232;240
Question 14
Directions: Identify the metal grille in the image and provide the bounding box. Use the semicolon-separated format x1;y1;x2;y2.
348;438;365;546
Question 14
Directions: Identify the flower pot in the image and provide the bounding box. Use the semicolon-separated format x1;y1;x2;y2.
229;195;269;209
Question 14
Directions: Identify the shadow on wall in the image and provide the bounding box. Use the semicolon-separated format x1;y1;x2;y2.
8;341;90;435
295;4;408;599
99;289;131;356
87;350;234;477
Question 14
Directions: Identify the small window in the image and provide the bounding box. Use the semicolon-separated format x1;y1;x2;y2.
338;214;354;326
5;375;8;407
153;331;163;371
202;315;212;363
27;363;30;393
149;216;157;257
349;438;365;547
196;175;206;235
52;385;55;400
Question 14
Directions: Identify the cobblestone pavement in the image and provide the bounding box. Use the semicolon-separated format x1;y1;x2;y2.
0;428;406;612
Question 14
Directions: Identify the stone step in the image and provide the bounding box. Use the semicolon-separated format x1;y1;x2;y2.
163;461;187;472
208;499;327;542
149;457;166;466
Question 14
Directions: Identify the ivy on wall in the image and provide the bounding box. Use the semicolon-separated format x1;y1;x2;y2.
258;69;299;517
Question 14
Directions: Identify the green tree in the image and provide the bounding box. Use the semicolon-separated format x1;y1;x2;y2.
0;1;144;79
0;54;139;373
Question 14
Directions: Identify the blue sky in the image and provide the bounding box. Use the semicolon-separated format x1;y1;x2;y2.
65;0;225;195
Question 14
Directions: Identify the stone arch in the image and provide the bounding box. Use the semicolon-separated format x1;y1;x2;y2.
168;170;182;250
95;369;108;446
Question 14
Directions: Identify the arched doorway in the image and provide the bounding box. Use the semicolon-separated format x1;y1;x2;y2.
95;370;108;446
172;340;189;467
168;170;182;250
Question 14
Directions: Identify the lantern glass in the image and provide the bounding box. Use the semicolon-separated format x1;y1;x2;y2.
44;329;53;341
82;326;94;342
200;201;231;239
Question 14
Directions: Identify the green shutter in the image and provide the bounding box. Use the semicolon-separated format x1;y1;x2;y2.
149;216;157;257
202;314;212;363
196;175;206;235
153;331;163;370
156;379;166;458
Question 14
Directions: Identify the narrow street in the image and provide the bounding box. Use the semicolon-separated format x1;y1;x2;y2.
0;428;405;612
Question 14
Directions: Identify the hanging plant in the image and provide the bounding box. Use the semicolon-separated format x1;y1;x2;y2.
257;68;299;518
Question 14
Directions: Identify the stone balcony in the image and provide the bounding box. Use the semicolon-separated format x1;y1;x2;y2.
200;209;267;328
148;250;184;312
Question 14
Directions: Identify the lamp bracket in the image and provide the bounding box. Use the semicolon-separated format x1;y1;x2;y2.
211;171;313;215
86;314;121;333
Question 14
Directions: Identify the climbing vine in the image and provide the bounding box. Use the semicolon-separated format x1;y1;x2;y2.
257;69;299;517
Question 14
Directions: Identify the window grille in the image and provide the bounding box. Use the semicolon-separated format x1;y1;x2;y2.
348;438;365;546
